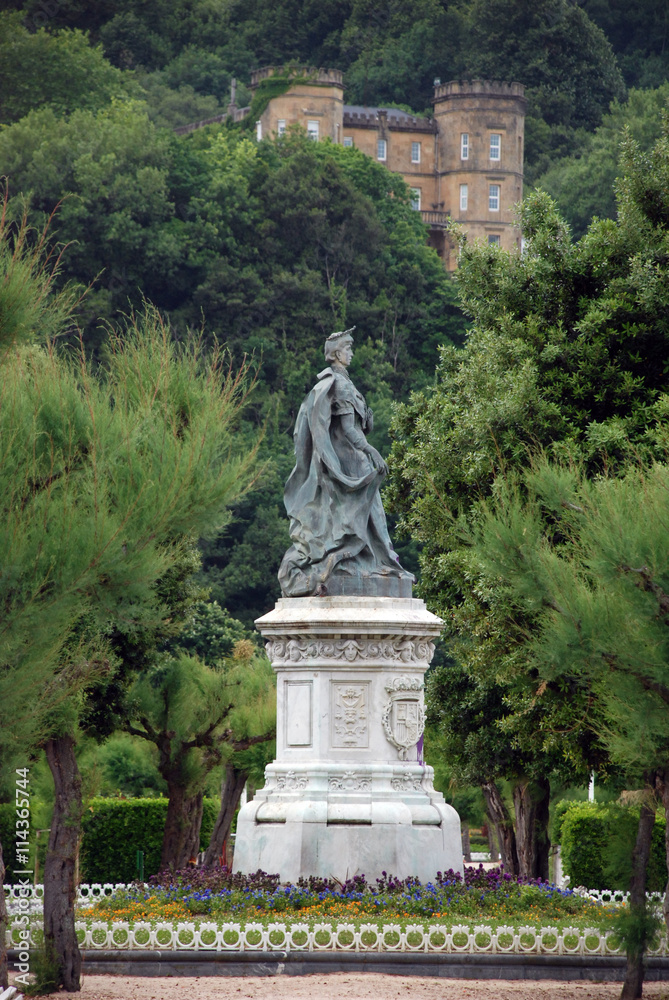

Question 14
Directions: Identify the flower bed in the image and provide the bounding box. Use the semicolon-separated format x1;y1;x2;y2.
6;867;667;957
74;866;619;928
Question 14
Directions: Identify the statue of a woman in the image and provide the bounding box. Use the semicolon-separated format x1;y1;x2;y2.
278;328;414;598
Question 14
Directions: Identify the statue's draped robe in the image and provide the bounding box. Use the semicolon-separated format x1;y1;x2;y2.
279;366;407;597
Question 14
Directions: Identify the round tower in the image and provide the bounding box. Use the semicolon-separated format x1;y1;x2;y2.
253;66;344;143
433;80;526;266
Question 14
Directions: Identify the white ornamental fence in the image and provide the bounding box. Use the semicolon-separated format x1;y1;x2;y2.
5;883;669;957
8;919;667;956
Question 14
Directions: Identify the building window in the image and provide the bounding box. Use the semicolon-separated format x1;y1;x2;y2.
461;133;469;160
489;184;500;211
410;188;421;210
488;234;501;245
411;141;421;164
307;120;319;141
490;133;501;160
277;119;286;136
459;184;468;211
377;138;387;161
255;120;262;141
343;136;353;147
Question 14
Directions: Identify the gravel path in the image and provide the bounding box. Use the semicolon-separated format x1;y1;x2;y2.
15;974;669;1000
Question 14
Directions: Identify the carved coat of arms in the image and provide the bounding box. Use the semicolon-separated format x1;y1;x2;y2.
382;676;425;760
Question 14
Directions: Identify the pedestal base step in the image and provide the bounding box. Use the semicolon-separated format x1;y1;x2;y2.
233;811;462;883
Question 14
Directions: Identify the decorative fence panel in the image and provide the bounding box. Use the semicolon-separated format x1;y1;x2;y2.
6;883;669;957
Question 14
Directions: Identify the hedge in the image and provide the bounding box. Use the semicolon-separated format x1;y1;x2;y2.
560;801;667;891
80;797;218;884
1;802;20;884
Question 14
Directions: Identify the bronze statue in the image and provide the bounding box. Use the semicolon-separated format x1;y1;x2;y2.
279;328;414;598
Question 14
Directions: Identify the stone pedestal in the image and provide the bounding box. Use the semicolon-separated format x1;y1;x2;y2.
233;596;463;882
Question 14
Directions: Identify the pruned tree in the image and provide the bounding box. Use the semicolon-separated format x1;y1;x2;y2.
125;642;275;870
387;115;669;883
475;458;669;999
0;205;260;989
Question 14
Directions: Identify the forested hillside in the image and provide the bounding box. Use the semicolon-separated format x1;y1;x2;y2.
0;0;667;617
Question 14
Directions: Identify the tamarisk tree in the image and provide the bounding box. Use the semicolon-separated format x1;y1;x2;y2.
125;642;275;871
475;459;669;999
387;116;669;879
0;210;259;990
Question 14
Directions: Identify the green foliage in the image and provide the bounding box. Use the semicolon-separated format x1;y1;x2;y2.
0;102;183;344
560;802;612;890
80;797;218;882
91;734;166;798
174;601;257;662
610;903;663;963
476;459;669;778
581;0;669;89
0;193;79;356
560;802;668;892
20;941;60;996
127;650;275;779
0;284;258;763
6;0;632;180
138;79;226;130
551;798;576;847
0;13;132;125
535;84;669;237
388;121;669;798
0;804;17;883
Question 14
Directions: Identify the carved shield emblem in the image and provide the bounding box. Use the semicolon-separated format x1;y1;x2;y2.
392;699;421;747
382;676;425;760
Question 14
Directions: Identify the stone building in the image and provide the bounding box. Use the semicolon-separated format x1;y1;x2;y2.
252;67;526;270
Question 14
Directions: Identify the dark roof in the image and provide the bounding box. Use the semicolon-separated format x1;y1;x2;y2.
343;105;436;132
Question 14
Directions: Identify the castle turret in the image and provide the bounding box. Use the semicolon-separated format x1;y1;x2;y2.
433;80;526;267
253;66;344;143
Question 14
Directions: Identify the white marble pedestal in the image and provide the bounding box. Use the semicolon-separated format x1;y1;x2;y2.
233;596;463;883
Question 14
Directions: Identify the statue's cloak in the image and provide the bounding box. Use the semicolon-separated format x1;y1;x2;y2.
278;367;405;597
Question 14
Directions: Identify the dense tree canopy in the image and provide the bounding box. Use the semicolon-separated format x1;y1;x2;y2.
386;119;669;870
535;85;669;237
1;0;644;180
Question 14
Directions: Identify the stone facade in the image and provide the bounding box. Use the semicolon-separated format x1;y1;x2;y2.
251;68;526;270
233;596;463;883
255;67;344;145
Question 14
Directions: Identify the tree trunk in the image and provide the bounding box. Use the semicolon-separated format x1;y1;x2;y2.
461;823;471;863
44;734;82;992
482;780;519;875
487;822;500;862
513;776;551;881
0;836;8;990
160;783;204;871
659;770;669;937
203;764;248;868
620;793;656;1000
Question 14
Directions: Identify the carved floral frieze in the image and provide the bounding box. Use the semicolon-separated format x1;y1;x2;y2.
274;770;308;790
328;771;372;791
266;636;435;665
390;773;424;792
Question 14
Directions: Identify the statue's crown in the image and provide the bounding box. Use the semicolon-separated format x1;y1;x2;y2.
326;326;356;343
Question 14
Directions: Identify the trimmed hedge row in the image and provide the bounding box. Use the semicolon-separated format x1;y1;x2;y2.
80;797;218;884
0;802;20;884
1;797;219;885
559;801;668;891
